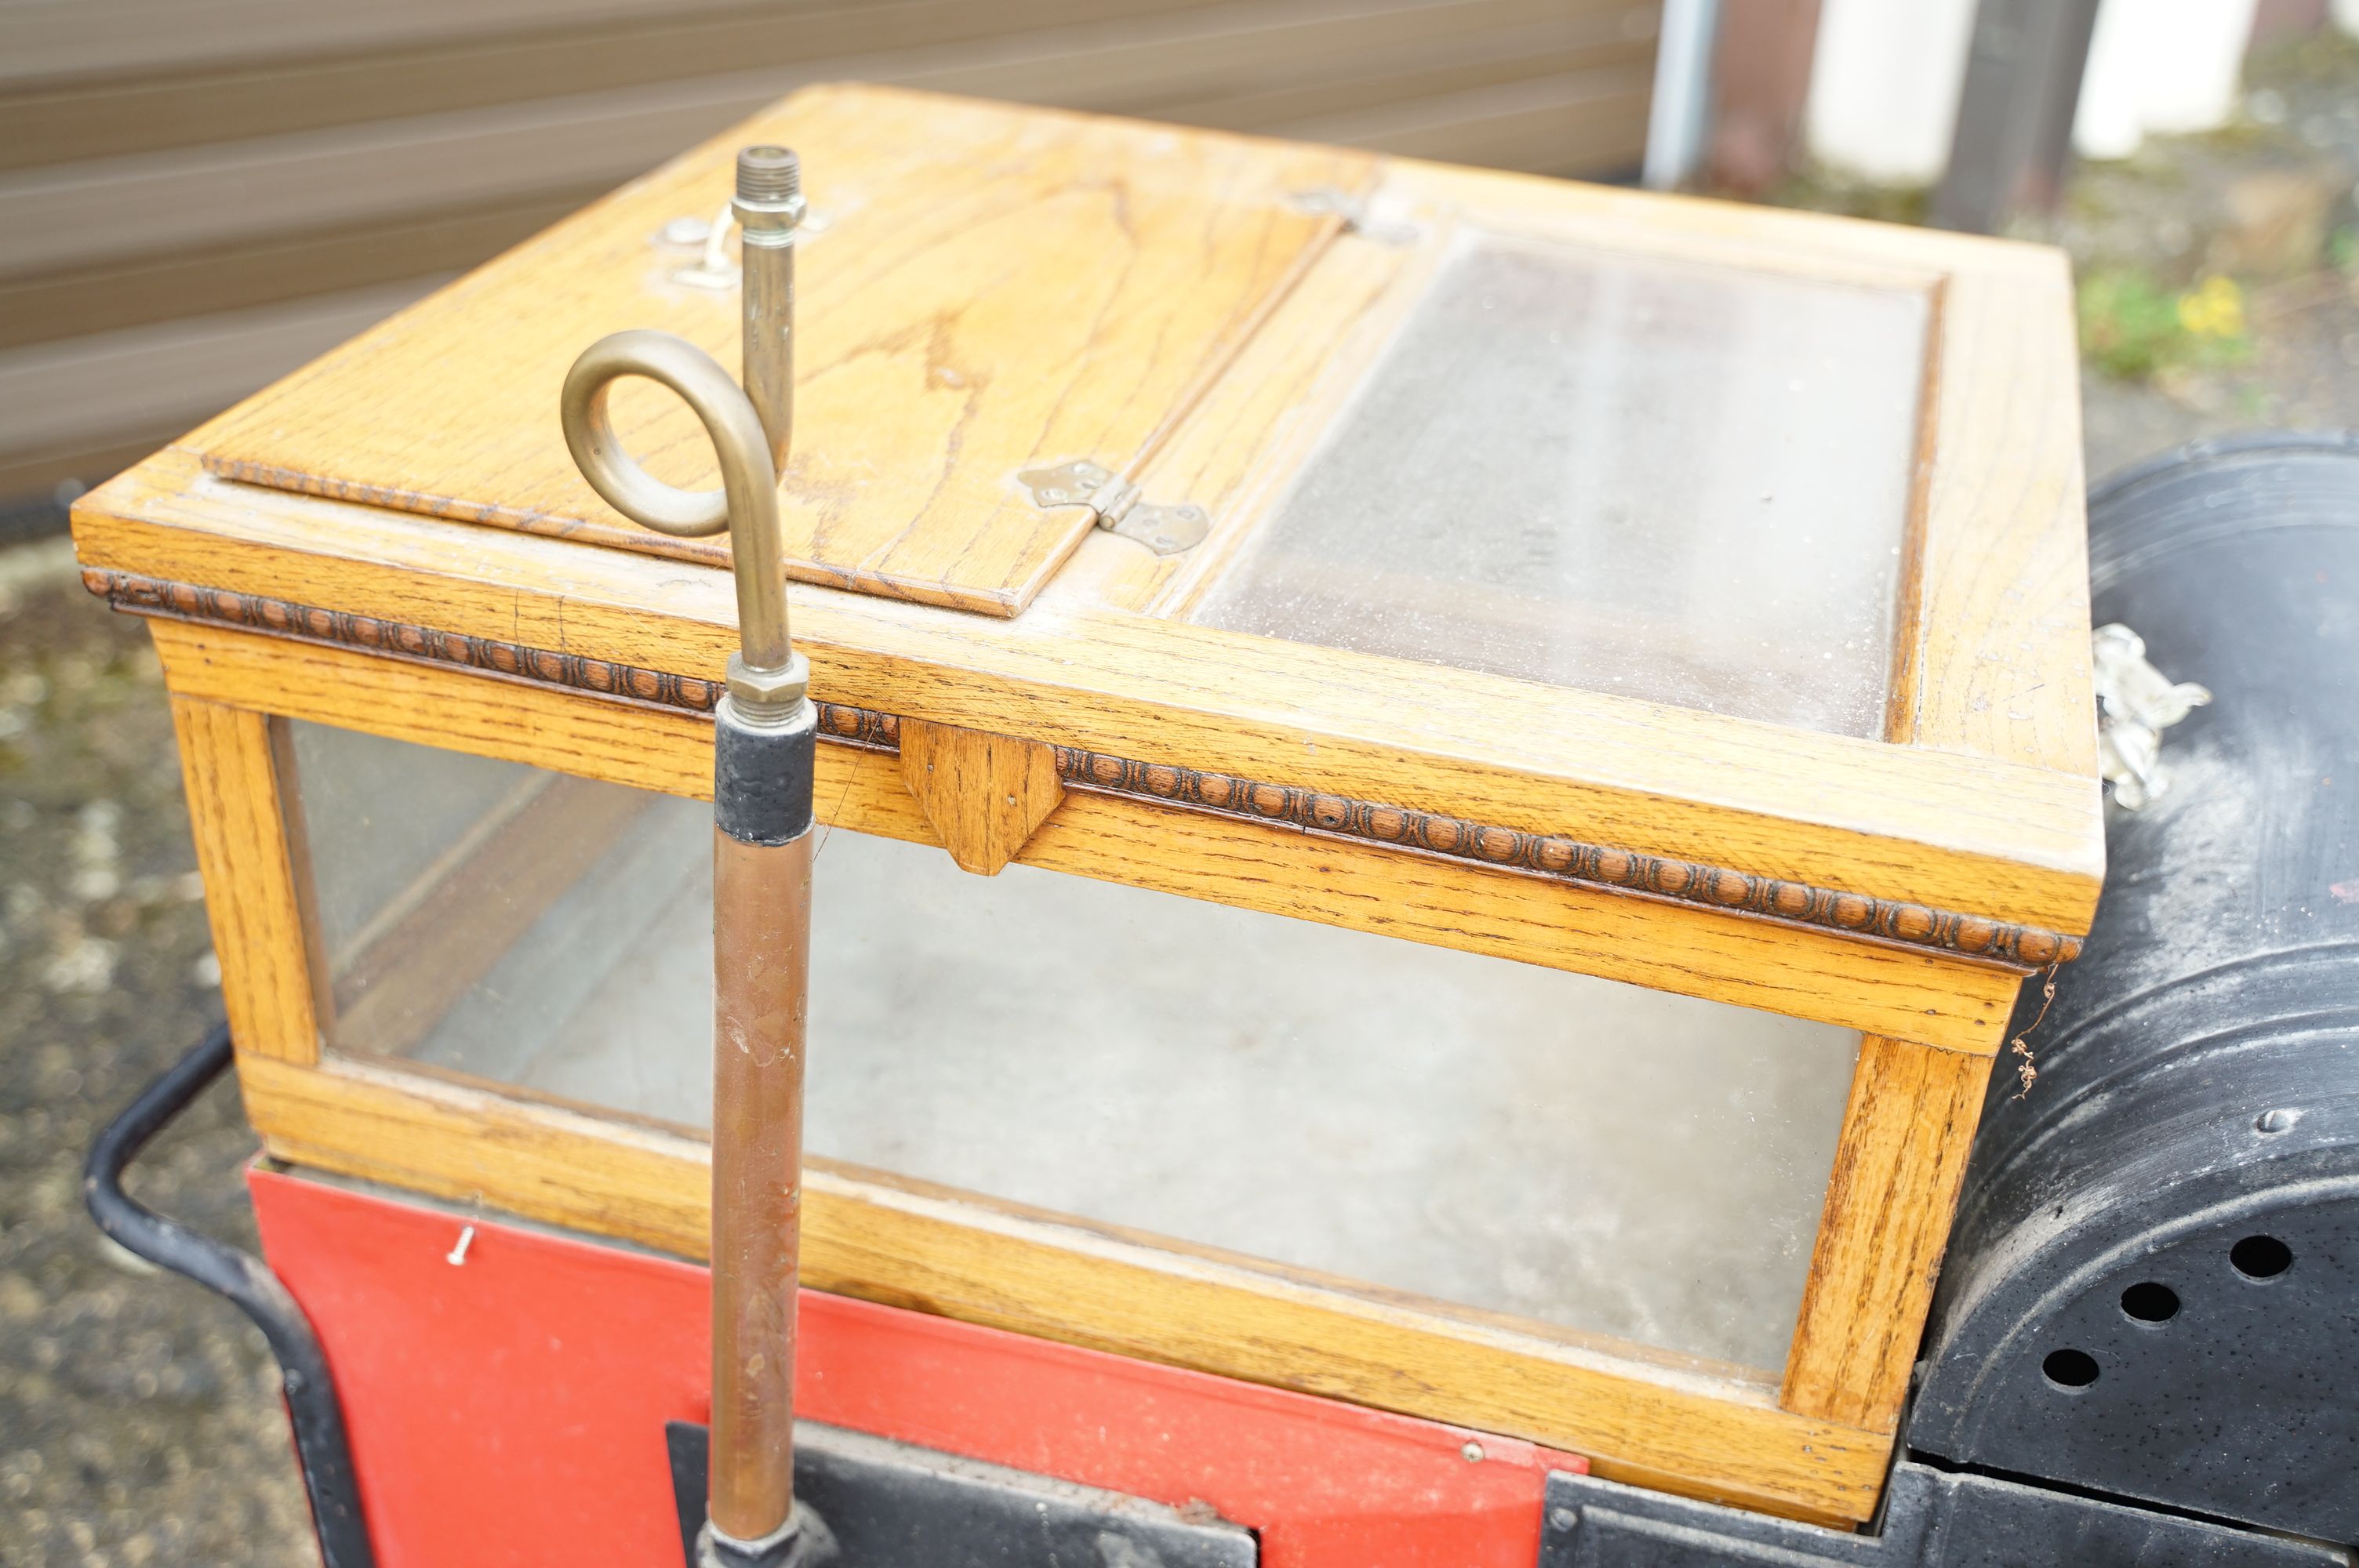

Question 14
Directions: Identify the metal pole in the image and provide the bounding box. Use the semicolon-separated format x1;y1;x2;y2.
735;146;801;473
1931;0;2103;233
559;143;820;1568
706;798;813;1555
1643;0;1723;190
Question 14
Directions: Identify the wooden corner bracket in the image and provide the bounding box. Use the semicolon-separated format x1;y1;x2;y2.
898;719;1064;876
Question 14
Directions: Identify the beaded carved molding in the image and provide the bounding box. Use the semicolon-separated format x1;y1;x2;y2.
90;568;2081;969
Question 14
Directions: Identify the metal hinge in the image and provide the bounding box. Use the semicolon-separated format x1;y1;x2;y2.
1286;185;1419;245
1018;460;1209;555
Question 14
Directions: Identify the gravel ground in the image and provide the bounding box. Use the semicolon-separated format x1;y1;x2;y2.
0;539;315;1568
3;38;2358;1568
2066;34;2359;477
1759;33;2359;481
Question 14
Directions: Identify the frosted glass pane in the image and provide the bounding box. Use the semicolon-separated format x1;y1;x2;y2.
1196;232;1929;739
289;721;522;956
296;722;1860;1371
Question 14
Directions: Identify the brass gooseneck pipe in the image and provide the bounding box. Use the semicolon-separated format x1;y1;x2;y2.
560;146;819;1568
559;326;798;694
735;144;801;476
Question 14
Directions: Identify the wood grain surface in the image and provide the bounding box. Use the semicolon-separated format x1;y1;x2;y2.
85;106;2113;1517
1896;256;2097;775
196;85;1371;616
144;615;2036;1051
167;696;321;1064
99;566;2082;972
236;1048;1898;1523
75;454;2105;940
1779;1036;1994;1430
1048;212;1451;616
898;719;1065;875
1755;230;2089;1432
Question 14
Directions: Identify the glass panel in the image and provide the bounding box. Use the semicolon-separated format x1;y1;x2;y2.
1195;230;1930;739
293;721;1861;1372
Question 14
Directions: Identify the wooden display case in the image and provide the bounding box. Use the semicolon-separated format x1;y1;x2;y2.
71;85;2101;1527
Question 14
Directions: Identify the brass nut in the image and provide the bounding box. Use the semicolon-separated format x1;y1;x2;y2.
726;650;810;715
733;193;805;236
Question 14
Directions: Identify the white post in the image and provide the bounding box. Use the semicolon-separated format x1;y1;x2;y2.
1805;0;1980;184
1644;0;1722;189
2074;0;2259;160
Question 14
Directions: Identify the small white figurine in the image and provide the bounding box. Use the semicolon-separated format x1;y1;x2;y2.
2092;622;2212;810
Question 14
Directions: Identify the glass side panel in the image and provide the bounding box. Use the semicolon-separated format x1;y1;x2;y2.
293;721;1862;1372
1194;230;1930;739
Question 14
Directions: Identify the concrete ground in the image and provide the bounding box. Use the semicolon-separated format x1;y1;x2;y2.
4;35;2359;1568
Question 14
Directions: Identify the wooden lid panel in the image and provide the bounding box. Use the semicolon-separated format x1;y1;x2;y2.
83;91;2103;986
196;85;1373;616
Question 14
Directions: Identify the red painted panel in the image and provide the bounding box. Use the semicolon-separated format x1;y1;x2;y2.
249;1166;1587;1568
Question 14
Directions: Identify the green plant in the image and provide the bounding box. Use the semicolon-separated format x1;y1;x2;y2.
2078;267;2252;382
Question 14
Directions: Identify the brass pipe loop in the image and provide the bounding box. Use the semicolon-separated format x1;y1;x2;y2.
558;328;805;717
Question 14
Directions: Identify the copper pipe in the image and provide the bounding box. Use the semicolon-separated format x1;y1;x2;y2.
559;149;819;1563
554;149;820;1555
707;824;815;1545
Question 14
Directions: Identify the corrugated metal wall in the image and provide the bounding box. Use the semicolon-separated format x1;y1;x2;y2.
0;0;1660;506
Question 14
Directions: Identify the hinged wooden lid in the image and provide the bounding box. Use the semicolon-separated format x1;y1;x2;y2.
82;85;2107;1059
195;86;1374;617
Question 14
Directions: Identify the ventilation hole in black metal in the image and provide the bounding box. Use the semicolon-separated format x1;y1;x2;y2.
2231;1235;2292;1279
2042;1348;2099;1388
2120;1282;2179;1323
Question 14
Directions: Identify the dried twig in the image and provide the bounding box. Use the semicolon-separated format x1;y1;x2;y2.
2009;964;2059;1099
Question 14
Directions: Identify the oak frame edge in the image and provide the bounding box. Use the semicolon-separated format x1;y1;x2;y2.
96;564;2082;978
157;632;1959;1526
71;459;2105;935
234;1048;1898;1524
134;604;2039;1051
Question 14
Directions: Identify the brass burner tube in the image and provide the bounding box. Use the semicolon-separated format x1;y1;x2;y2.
734;145;801;474
559;144;817;1567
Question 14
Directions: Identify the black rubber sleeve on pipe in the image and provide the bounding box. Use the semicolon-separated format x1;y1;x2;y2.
715;700;816;846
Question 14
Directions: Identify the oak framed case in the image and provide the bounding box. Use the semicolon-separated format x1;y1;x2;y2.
73;85;2101;1527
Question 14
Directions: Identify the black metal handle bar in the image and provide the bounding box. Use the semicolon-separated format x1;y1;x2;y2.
82;1024;376;1568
